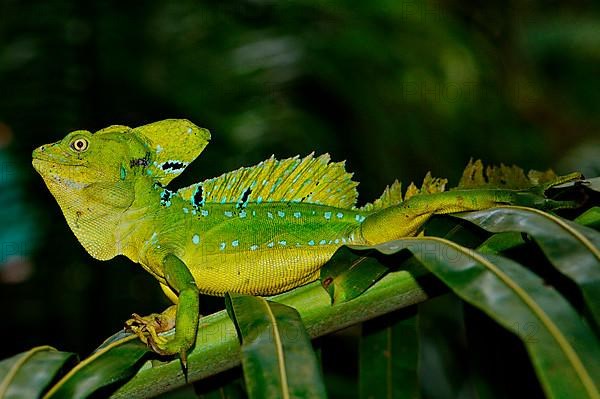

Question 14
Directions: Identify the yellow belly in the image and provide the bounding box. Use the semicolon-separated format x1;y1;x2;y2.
184;246;336;296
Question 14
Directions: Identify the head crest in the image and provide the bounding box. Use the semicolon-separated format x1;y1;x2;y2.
124;119;210;185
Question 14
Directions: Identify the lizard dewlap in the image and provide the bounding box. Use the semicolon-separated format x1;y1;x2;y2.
32;119;581;359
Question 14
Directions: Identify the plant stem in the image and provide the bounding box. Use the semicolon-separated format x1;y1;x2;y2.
111;269;428;398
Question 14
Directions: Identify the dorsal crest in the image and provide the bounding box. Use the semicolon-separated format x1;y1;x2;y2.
178;153;359;208
107;119;210;186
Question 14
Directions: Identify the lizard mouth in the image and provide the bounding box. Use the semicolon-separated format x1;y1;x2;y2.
32;146;84;171
31;158;84;180
32;158;89;191
32;157;81;168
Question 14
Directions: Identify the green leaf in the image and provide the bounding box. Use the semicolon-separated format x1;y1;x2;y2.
350;237;600;399
0;346;75;399
477;231;525;254
576;207;600;231
225;294;327;399
43;331;150;398
320;246;390;303
360;307;420;399
457;206;600;326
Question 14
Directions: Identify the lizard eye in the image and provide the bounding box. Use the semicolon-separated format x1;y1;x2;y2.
70;138;89;152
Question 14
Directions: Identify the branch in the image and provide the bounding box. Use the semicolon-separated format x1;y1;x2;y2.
111;269;428;398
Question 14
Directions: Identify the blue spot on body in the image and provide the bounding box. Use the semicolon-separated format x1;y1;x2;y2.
308;240;315;246
239;210;247;218
355;214;366;222
336;212;344;219
201;209;209;216
277;211;285;217
250;244;258;251
192;235;200;245
232;240;239;247
293;212;301;219
319;240;327;245
267;212;274;219
257;196;263;204
183;208;189;214
224;211;233;217
324;212;332;220
335;239;340;244
220;242;226;250
267;242;274;248
278;240;287;246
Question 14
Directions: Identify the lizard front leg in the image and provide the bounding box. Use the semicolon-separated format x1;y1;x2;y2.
126;254;199;365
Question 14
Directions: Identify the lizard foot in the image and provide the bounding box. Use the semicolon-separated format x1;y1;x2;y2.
125;305;177;355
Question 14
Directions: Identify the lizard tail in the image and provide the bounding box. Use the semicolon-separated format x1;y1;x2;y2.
357;172;583;245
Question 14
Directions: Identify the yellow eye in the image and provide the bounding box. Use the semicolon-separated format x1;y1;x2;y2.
70;138;89;152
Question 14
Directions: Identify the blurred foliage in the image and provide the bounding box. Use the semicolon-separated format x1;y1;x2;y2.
1;0;600;397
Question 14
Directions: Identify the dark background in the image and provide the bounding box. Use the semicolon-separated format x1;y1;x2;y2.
1;0;599;395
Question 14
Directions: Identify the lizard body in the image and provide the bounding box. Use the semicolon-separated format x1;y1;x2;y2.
32;119;579;360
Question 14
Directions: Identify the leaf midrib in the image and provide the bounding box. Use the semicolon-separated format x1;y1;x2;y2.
498;206;600;260
0;346;56;396
263;300;290;399
414;236;599;399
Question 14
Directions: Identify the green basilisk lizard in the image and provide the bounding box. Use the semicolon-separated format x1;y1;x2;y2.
32;119;580;364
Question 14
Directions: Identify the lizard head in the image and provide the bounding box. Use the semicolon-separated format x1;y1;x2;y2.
32;126;143;189
33;119;211;193
32;125;148;260
32;119;210;260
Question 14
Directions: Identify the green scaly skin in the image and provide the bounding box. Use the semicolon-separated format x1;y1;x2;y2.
31;119;580;362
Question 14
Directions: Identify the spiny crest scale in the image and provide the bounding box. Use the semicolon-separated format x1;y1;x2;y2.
178;153;359;208
360;172;447;211
457;159;558;189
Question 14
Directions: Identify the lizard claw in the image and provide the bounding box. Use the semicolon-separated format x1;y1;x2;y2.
125;307;176;355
